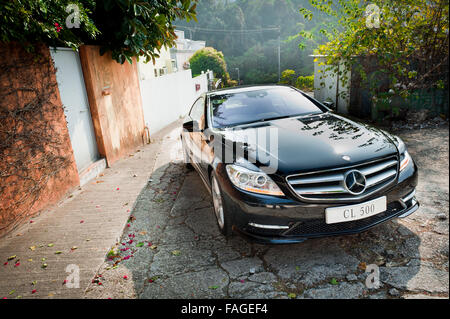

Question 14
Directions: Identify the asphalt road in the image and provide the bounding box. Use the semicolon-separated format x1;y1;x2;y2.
85;125;449;299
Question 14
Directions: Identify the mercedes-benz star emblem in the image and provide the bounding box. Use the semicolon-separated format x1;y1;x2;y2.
344;170;366;195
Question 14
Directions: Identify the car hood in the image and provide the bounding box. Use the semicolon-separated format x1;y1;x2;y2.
217;113;398;176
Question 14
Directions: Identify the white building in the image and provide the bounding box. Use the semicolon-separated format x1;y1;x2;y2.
171;30;206;71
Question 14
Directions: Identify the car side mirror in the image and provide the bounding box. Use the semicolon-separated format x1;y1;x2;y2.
183;120;200;132
323;101;335;111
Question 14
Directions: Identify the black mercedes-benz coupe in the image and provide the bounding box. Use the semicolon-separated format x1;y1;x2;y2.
181;85;419;244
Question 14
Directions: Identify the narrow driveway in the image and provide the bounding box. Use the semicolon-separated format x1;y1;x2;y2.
85;125;449;299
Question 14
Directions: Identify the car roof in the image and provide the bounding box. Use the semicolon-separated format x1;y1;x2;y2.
207;84;293;96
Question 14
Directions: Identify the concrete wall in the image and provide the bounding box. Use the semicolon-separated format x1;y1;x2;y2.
0;43;79;236
313;56;351;114
79;45;146;166
138;67;210;135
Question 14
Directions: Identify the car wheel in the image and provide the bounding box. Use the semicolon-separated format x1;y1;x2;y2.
210;172;233;237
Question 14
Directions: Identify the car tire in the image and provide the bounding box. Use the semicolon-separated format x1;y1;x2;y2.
210;172;233;237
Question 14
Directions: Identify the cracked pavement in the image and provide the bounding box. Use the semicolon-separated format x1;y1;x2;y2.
85;124;449;299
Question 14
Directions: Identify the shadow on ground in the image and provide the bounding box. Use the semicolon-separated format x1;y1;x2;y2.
85;161;437;299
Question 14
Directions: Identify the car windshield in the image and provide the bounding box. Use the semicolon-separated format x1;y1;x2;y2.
209;87;324;128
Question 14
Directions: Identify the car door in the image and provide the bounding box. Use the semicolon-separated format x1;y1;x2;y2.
184;96;205;169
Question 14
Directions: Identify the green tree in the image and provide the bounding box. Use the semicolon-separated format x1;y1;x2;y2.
299;0;449;98
279;69;296;85
92;0;198;64
189;47;231;85
0;0;98;50
0;0;198;64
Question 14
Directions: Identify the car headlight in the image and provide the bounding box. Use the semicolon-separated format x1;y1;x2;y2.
400;150;412;171
393;136;412;172
225;164;284;196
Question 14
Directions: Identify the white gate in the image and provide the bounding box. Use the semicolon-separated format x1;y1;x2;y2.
51;48;99;173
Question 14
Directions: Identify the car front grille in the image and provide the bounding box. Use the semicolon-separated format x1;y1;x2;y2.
286;155;399;202
283;201;404;237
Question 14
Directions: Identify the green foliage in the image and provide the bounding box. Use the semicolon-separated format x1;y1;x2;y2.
0;0;98;50
296;75;314;91
0;0;198;64
280;69;296;85
300;0;449;98
176;0;332;84
189;47;231;84
93;0;198;64
279;69;314;91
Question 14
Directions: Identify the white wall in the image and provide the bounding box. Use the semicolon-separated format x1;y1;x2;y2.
138;67;210;135
313;56;351;114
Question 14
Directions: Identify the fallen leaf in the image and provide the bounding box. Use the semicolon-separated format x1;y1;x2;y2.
171;250;181;256
136;242;144;247
150;245;157;250
47;243;54;247
71;246;78;251
31;281;37;286
139;231;147;236
55;251;62;255
7;255;16;261
330;278;339;285
29;246;36;251
358;262;367;271
288;293;296;299
41;263;48;269
27;259;33;262
208;285;219;290
9;290;15;295
41;258;46;261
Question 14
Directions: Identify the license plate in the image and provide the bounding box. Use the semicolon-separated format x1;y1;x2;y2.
325;196;387;224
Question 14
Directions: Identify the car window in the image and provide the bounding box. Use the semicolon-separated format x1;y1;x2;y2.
189;97;204;122
210;87;324;128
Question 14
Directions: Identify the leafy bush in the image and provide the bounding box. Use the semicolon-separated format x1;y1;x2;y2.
0;0;198;64
296;75;314;91
0;0;98;50
189;47;231;85
279;69;296;86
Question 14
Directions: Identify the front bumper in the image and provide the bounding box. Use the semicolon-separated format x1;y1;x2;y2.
216;162;419;244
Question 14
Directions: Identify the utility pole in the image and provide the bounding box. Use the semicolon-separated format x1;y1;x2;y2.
277;26;281;82
235;68;240;84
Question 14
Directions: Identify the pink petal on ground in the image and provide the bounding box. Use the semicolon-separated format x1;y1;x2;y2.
31;289;37;294
30;220;34;223
123;275;128;280
80;220;84;223
3;262;7;266
14;262;20;267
